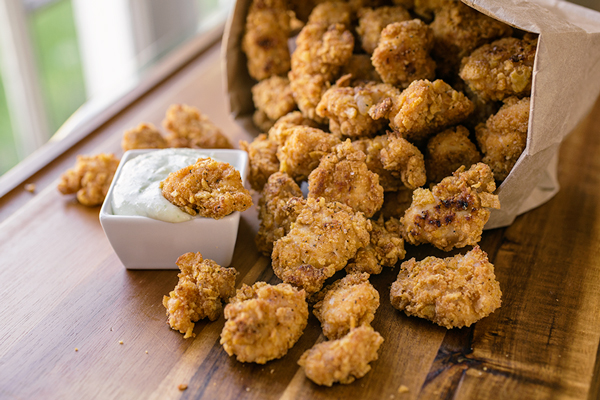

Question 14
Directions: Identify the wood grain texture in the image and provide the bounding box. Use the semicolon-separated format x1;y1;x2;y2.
1;43;600;400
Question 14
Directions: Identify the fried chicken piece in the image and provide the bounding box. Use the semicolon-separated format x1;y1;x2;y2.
390;246;502;328
313;273;380;340
161;157;253;219
346;216;405;274
121;122;168;151
242;0;291;81
272;197;371;293
476;96;530;181
288;72;331;122
162;104;233;149
380;135;427;190
268;111;322;146
308;1;352;27
356;6;411;54
459;35;538;102
163;252;237;338
425;125;481;183
252;76;297;122
351;135;404;192
430;1;512;79
371;20;436;89
298;326;384;386
256;172;305;255
277;126;341;181
376;188;414;220
220;282;308;363
253;109;276;132
340;54;382;83
372;79;474;142
240;134;280;191
401;163;500;251
57;153;119;206
316;81;396;138
308;140;384;218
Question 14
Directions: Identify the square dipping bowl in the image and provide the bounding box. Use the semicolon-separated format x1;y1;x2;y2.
100;148;249;269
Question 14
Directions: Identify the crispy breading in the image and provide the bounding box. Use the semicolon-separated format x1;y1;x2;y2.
372;79;474;142
308;1;352;27
162;104;233;149
277;126;341;181
412;0;447;21
288;71;331;122
476;96;530;181
371;20;436;89
242;0;291;81
57;153;119;206
356;6;411;54
313;273;380;340
240;134;280;191
390;246;502;328
308;140;384;218
316;82;396;138
376;188;414;220
253;109;276;132
256;172;305;255
351;135;404;192
401;163;500;251
268;111;322;145
298;326;384;386
346;216;405;274
163;252;237;338
220;282;308;363
430;1;512;78
121;122;168;151
161;157;253;219
272;197;371;293
380;135;427;190
252;76;297;122
340;54;382;83
459;35;538;102
425;125;481;183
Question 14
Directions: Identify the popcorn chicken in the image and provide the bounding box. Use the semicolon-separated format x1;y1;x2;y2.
350;135;405;192
162;104;233;149
380;134;427;190
163;252;237;338
425;125;481;183
356;6;411;54
268;111;323;145
390;246;502;328
121;122;167;151
57;153;119;206
251;76;297;122
240;134;280;191
220;282;308;363
307;1;352;27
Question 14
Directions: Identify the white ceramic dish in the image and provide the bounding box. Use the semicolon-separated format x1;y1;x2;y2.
100;149;249;269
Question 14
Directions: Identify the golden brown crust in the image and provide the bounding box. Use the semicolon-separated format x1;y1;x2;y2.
268;111;323;145
161;158;253;219
272;197;371;293
252;76;297;122
425;125;481;183
307;1;352;27
163;252;237;338
240;134;280;191
356;6;411;54
121;123;168;152
390;246;502;328
380;134;427;190
57;153;119;206
350;135;404;192
298;326;384;386
162;104;233;149
401;163;500;251
220;282;308;363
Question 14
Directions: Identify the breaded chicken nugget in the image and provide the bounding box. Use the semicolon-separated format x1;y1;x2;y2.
425;125;481;183
372;79;473;142
376;188;414;220
308;1;352;27
163;104;233;149
356;6;411;54
313;273;380;340
272;197;371;293
351;135;404;192
476;96;530;181
371;20;436;89
240;134;280;191
121;122;167;151
308;140;384;218
221;282;308;363
256;171;305;255
268;111;322;145
288;71;331;122
163;252;237;338
380;134;427;190
298;326;384;386
401;163;500;251
253;109;276;132
252;76;297;122
57;153;119;206
242;0;291;81
430;1;512;78
459;35;537;102
390;246;502;328
277;126;341;181
161;157;253;219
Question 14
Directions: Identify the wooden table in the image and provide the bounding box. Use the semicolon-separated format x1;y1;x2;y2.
1;35;600;400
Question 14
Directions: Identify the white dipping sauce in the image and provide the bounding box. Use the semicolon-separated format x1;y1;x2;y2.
111;149;219;223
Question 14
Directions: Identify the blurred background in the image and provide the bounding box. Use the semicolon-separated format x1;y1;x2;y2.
0;0;598;175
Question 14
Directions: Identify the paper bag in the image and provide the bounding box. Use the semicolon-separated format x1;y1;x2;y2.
222;0;600;229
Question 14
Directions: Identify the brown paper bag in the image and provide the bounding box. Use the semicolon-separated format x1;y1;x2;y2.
222;0;600;229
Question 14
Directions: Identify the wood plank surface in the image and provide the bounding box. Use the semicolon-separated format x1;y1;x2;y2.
1;41;600;400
